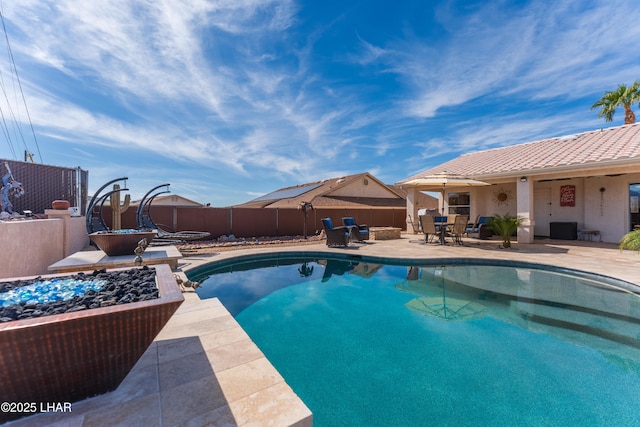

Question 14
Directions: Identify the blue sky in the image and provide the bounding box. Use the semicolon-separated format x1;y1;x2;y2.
1;0;640;206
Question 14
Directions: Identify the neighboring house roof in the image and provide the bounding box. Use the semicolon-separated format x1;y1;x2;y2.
129;194;204;207
390;185;439;209
400;123;640;182
237;172;406;208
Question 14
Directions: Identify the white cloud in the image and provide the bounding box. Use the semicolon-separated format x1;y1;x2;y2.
364;0;640;118
2;0;639;205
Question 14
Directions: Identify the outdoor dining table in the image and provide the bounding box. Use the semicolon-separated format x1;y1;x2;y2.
434;221;454;245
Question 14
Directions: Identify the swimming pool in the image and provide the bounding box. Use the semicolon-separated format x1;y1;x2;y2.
190;253;640;426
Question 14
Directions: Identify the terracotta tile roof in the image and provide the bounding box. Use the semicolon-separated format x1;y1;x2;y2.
400;123;640;182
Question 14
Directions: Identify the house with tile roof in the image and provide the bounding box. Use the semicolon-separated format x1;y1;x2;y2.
238;172;437;210
129;194;204;207
398;123;640;244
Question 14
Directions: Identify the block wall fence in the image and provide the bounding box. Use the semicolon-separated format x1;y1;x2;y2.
108;206;408;239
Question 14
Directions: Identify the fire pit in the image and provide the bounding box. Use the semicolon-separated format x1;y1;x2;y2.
0;264;183;423
89;229;157;256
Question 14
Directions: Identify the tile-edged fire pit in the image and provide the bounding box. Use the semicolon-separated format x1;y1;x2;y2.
0;264;183;423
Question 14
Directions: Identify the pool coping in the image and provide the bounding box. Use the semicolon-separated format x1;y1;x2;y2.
180;236;640;288
187;250;640;294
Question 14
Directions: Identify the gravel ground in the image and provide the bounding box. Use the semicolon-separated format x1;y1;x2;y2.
176;234;325;255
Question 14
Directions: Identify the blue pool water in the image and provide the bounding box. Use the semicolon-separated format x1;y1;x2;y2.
191;254;640;426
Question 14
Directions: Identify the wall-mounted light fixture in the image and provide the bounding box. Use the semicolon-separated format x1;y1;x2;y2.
520;176;527;182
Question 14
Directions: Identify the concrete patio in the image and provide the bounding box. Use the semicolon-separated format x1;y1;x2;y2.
5;235;640;426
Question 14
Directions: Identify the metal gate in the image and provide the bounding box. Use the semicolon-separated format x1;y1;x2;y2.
1;159;88;215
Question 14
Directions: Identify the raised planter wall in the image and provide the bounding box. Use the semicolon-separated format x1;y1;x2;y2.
0;212;88;279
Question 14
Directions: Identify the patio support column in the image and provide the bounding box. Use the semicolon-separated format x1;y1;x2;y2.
517;177;534;244
406;188;418;234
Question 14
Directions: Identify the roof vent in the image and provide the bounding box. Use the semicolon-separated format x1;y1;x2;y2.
558;134;578;141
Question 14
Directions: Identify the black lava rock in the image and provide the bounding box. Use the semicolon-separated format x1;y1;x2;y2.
0;266;159;323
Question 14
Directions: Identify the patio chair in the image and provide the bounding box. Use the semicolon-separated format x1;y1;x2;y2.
342;217;369;241
466;215;480;235
418;215;437;244
450;215;469;245
406;215;421;233
467;216;493;239
322;218;350;247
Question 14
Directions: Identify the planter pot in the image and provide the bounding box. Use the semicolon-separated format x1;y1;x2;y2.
0;264;183;423
51;199;70;210
89;230;157;256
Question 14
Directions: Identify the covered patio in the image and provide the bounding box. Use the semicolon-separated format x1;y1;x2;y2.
398;123;640;244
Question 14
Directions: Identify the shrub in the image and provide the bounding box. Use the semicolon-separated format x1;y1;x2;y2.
489;213;523;248
619;229;640;252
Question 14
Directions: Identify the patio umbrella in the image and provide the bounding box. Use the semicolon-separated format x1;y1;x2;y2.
403;172;490;215
396;266;486;321
405;294;486;322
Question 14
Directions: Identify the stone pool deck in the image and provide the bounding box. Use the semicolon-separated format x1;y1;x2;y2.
5;235;640;426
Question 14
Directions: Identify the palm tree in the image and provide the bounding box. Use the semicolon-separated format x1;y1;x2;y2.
591;81;640;124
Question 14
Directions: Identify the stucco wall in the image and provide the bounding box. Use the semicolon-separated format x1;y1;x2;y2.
472;184;518;218
467;175;639;243
583;174;636;243
532;179;585;237
0;214;89;279
530;175;635;242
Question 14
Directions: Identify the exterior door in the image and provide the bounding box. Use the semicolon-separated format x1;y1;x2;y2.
534;188;552;236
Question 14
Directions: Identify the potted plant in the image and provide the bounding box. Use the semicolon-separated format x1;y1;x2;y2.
489;213;523;248
619;229;640;252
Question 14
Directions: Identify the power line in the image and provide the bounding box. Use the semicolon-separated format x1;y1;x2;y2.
0;102;17;158
0;6;42;163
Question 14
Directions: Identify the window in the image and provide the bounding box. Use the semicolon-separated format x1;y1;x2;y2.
630;184;640;230
448;192;470;215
